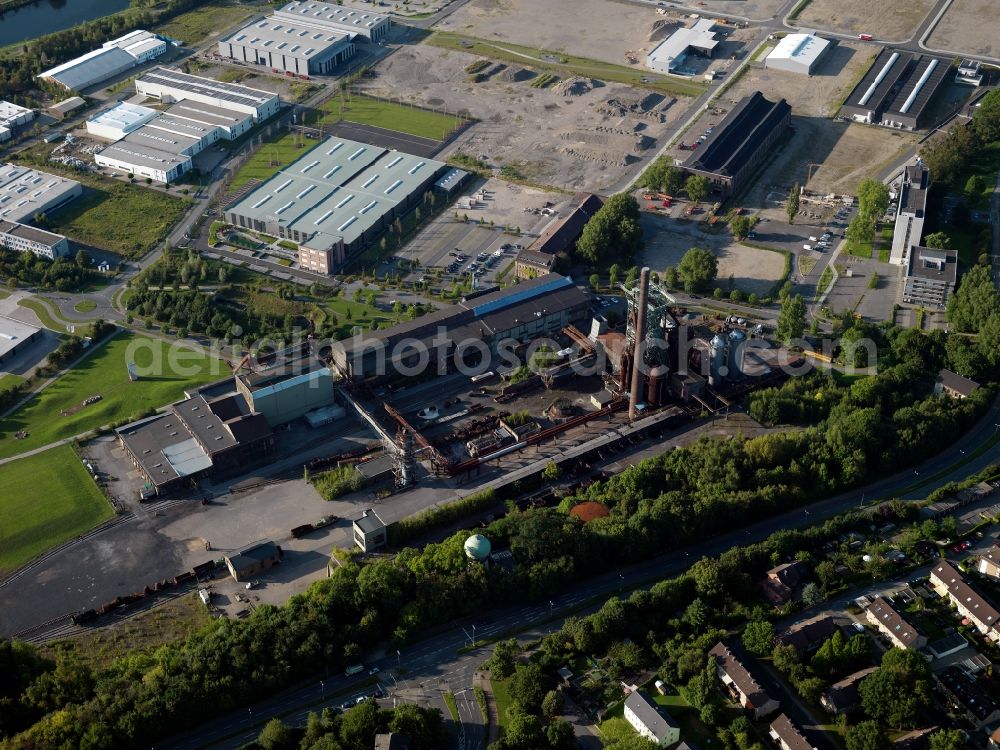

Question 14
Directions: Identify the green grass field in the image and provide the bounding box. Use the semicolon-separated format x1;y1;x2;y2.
0;372;25;395
228;133;317;190
318;93;463;140
42;183;188;259
0;445;113;574
0;333;226;459
845;239;873;259
428;31;706;98
490;678;513;735
74;300;97;313
155;4;254;45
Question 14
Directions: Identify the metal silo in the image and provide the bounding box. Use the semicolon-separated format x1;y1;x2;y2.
709;334;727;386
727;329;746;378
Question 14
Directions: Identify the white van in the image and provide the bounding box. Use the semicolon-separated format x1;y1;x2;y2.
803;244;812;251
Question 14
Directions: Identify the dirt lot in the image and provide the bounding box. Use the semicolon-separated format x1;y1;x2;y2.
698;0;790;20
364;44;688;191
639;214;787;296
796;0;936;41
730;42;875;117
926;0;998;58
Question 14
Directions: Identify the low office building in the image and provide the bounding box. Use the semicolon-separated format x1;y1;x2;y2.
224;136;447;266
225;541;282;582
708;642;780;719
116;392;275;496
956;59;983;86
0;220;70;260
646;18;719;74
889;164;929;266
978;543;1000;579
235;363;336;426
86;102;158;141
273;1;390;42
101;29;167;64
934;369;979;399
165;100;254;140
769;714;817;750
0;100;34;143
930;561;1000;642
331;273;590;380
624;691;679;746
681;91;791;196
514;248;556;279
219;15;356;76
865;596;926;649
0;316;42;364
145;112;224;152
95;140;192;184
764;33;830;75
902;246;957;309
821;667;877;715
136;67;281;122
353;509;387;552
841;49;950;130
0;163;82;224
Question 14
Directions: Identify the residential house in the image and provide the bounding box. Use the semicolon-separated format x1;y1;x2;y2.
934;369;979;399
760;561;809;606
892;727;938;750
929;560;1000;642
776;615;839;654
623;691;680;746
708;642;780;719
936;666;1000;728
978;542;1000;579
820;667;877;715
865;596;926;649
768;714;817;750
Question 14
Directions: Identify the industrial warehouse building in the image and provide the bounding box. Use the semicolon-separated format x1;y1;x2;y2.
274;1;390;42
764;32;830;75
681;91;791;195
235;363;336;426
38;30;168;91
0;100;34;143
135;67;281;122
646;18;719;74
841;48;950;130
889;164;929;266
218;15;356;76
331;273;590;380
0;220;69;259
224;136;447;270
164;100;255;140
0;316;42;365
95;131;195;184
0;163;82;224
86;102;159;141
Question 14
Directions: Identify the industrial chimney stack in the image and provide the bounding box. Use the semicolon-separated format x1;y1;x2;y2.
628;267;650;421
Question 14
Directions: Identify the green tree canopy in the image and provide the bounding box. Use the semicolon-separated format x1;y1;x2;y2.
741;620;774;656
641;158;684;195
858;647;932;729
947;263;998;332
787;183;800;223
776;294;807;344
685;174;710;203
731;214;754;240
676;247;718;293
576;193;643;264
845;720;890;750
923;231;951;249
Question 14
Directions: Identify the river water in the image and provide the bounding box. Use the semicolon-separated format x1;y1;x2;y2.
0;0;132;47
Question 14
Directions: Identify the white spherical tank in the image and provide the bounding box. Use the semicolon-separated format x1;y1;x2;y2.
464;534;492;561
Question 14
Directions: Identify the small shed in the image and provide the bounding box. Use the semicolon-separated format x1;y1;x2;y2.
47;96;86;120
224;541;281;582
353;509;387;552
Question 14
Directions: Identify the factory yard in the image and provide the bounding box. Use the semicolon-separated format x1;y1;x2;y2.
727;43;874;118
363;44;687;192
436;0;683;68
795;0;936;41
639;214;787;296
926;0;998;58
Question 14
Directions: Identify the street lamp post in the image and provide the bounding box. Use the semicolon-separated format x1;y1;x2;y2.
396;649;401;669
320;680;325;701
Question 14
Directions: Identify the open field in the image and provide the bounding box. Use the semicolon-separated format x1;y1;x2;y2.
155;3;255;46
699;0;789;18
438;0;709;73
364;44;687;192
43;592;217;669
640;214;787;296
0;372;25;393
796;0;936;40
427;30;707;98
0;333;226;459
317;93;463;140
0;445;113;575
727;43;875;118
927;0;997;57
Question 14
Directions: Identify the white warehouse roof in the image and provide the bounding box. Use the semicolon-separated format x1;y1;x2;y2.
765;33;830;72
87;102;158;138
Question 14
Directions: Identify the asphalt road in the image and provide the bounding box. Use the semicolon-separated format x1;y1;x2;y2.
155;390;1000;750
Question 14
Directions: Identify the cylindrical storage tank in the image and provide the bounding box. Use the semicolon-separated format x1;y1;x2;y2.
646;364;670;406
727;329;746;378
464;534;492;562
709;334;727;385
